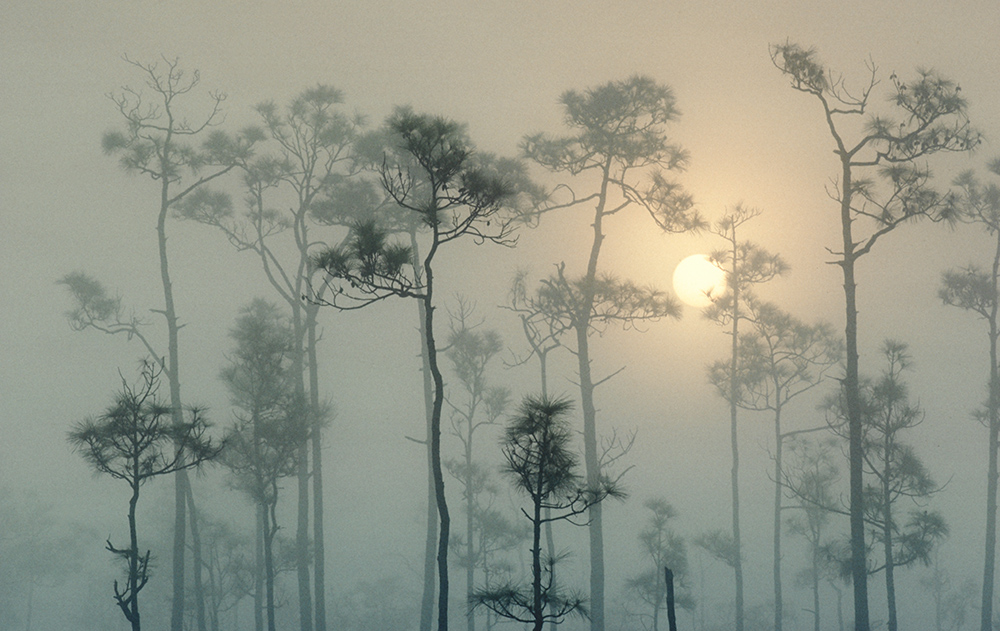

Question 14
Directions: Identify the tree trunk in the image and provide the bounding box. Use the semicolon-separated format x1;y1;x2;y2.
255;504;264;631
981;228;1000;631
773;406;783;631
128;483;142;631
417;287;438;631
157;170;188;631
839;157;870;631
884;512;898;631
307;316;327;631
581;164;611;631
291;309;313;631
728;241;744;631
423;262;452;631
664;567;677;631
265;497;279;631
187;483;208;631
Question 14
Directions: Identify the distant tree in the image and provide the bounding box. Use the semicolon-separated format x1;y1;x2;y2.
939;159;1000;631
471;396;624;631
97;55;259;631
0;489;84;631
333;577;417;631
825;341;948;631
314;107;532;631
704;205;786;631
194;516;255;631
783;436;843;631
67;362;220;631
771;42;980;631
708;292;841;631
219;299;306;631
178;86;368;631
625;498;693;631
522;76;703;631
443;299;511;631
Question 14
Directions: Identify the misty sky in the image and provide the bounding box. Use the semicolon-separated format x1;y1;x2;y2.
4;0;1000;628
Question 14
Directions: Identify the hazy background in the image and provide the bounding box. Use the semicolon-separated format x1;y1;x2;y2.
3;0;1000;629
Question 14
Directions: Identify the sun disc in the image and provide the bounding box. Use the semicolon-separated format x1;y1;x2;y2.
673;254;726;308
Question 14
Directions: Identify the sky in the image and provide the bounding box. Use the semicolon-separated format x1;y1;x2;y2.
3;0;1000;629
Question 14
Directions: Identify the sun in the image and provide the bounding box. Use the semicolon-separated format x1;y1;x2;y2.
673;254;727;308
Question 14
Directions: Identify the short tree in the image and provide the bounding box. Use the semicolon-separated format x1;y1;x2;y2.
472;396;624;631
825;341;948;631
771;43;979;630
443;300;511;631
219;299;306;631
67;362;220;631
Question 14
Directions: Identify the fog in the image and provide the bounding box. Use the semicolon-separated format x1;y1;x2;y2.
3;1;1000;630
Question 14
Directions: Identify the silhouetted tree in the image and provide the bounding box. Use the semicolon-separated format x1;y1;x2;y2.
704;205;786;631
771;42;980;630
522;76;703;630
67;362;220;631
314;108;532;631
98;55;259;631
471;396;624;631
940;159;1000;631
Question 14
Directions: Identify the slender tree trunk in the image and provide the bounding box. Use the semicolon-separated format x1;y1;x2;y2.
773;406;783;631
157;170;188;631
187;483;208;631
581;161;611;631
307;315;327;631
128;482;142;631
538;351;557;631
415;236;438;631
884;503;898;631
728;241;744;631
981;228;1000;631
255;504;264;631
812;535;821;631
466;420;476;631
265;498;279;631
291;308;313;631
839;156;870;631
422;244;452;631
532;461;545;631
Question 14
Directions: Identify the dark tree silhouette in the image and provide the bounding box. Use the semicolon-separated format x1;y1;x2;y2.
940;159;1000;631
68;362;220;631
471;396;624;631
314;108;532;631
522;74;703;631
771;42;979;631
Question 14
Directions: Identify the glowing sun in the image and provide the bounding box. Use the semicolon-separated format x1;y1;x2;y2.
673;254;727;308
